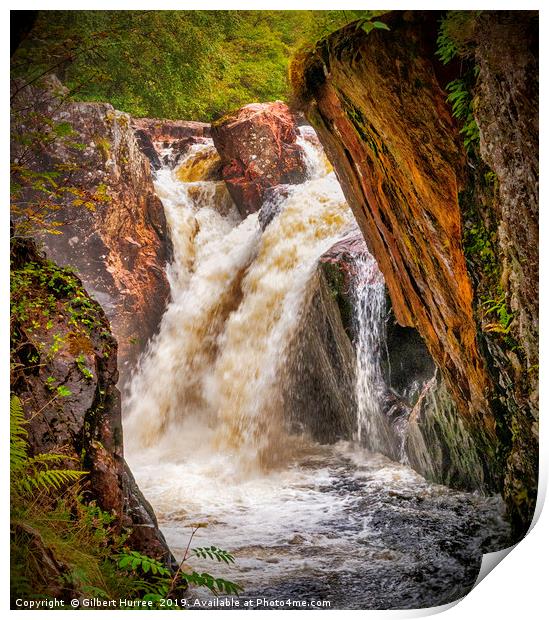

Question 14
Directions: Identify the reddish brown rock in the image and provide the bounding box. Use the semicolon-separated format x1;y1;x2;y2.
11;77;171;386
293;14;494;438
211;102;307;216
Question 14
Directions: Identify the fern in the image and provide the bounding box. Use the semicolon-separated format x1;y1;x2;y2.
10;395;28;471
117;550;171;577
181;571;242;595
10;394;86;496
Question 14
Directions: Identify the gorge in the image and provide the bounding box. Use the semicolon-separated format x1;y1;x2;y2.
10;9;538;611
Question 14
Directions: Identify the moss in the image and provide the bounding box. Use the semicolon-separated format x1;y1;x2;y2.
94;136;111;162
320;262;353;339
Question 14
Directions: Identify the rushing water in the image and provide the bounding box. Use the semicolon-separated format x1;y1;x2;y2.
124;129;510;609
351;254;387;447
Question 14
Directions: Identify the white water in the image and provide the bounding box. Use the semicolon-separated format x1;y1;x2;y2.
351;254;389;449
125;133;355;467
124;130;508;608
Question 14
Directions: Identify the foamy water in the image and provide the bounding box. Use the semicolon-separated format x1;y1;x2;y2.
124;130;509;609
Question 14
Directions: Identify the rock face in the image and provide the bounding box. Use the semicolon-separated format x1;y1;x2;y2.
293;15;491;432
10;238;174;566
294;11;538;536
405;374;491;491
211;102;307;216
131;117;211;169
321;231;489;490
473;11;539;537
284;267;356;443
11;77;171;387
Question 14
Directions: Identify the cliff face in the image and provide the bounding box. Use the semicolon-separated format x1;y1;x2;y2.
293;11;538;536
472;11;539;537
11;77;172;386
10;238;174;565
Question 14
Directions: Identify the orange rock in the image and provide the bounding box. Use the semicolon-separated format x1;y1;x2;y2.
295;14;495;438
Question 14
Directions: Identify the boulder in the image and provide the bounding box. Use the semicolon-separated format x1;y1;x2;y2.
11;77;171;387
211;102;307;216
284;267;356;443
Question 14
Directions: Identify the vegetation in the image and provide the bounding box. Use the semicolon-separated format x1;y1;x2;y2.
12;10;375;122
435;11;481;154
11;395;240;607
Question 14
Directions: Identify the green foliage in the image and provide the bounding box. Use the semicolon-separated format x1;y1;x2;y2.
192;545;235;565
76;353;94;380
446;75;480;153
436;12;482;155
12;10;375;121
356;18;390;35
117;550;171;576
116;542;242;606
435;11;479;65
10;395;86;496
482;294;515;334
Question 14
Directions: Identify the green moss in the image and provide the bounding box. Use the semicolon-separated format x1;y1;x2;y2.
94;136;111;162
321;262;353;338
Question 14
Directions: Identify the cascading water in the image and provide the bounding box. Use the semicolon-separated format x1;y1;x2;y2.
124;128;509;609
351;254;387;448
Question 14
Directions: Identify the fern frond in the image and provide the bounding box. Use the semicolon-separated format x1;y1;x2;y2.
27;468;85;492
10;395;29;471
192;545;236;565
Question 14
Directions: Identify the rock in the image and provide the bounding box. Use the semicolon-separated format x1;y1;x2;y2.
131;117;211;169
294;11;538;537
293;14;493;435
211;102;307;216
473;10;538;538
258;185;295;230
284;267;356;443
11;77;171;387
405;373;493;491
10;237;174;566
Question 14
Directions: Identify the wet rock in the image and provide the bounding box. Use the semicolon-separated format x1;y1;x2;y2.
131;117;211;169
258;185;295;230
10;237;174;566
11;76;171;387
284;268;356;443
211;102;307;216
405;373;492;491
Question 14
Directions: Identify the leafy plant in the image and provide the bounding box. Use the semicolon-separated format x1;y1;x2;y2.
355;18;390;35
482;294;515;334
436;11;481;154
10;395;85;496
446;75;480;153
116;526;242;605
76;353;94;380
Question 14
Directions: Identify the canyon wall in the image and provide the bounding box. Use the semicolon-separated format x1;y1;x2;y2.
292;10;538;537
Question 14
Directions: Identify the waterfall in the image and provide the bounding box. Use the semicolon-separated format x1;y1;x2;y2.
350;254;392;453
121;126;508;606
125;132;355;472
